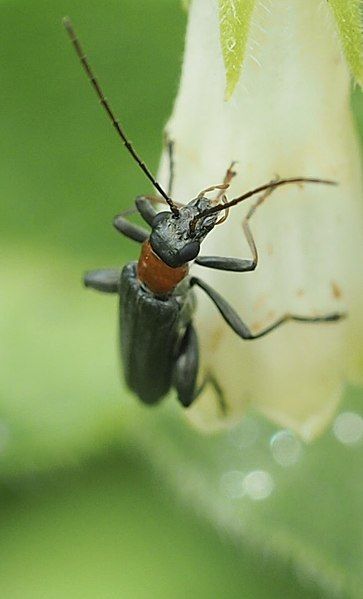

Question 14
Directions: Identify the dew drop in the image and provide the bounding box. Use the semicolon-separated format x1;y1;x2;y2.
243;470;274;501
270;430;303;467
333;412;363;445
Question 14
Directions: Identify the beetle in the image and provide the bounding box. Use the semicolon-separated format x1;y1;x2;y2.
64;18;344;409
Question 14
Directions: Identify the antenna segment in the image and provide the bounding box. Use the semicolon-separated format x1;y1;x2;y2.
197;177;337;220
63;17;179;216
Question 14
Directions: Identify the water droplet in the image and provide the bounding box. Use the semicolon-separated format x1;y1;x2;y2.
333;412;363;445
270;430;303;467
228;417;259;449
243;470;274;501
220;470;246;499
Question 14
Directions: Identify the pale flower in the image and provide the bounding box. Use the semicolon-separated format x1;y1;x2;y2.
158;0;363;440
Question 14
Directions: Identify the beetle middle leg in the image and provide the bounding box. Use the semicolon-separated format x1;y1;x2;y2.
191;276;345;340
84;268;121;293
133;135;177;225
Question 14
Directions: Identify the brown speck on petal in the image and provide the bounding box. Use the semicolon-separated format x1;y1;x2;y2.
331;280;343;299
253;294;268;310
251;321;261;333
209;325;224;351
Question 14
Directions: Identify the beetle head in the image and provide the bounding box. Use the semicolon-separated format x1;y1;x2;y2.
149;197;218;268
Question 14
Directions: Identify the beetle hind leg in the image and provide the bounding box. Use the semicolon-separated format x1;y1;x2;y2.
173;325;227;414
195;373;228;416
173;324;199;407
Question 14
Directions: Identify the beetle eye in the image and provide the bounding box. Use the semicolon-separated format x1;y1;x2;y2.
152;211;169;227
203;215;216;229
178;241;200;263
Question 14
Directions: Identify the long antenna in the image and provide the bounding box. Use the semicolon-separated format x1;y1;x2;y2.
195;177;337;221
63;17;179;216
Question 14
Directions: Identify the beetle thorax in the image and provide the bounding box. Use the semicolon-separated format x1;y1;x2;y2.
137;241;189;296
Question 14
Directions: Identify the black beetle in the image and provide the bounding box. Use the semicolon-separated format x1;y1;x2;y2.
64;19;344;409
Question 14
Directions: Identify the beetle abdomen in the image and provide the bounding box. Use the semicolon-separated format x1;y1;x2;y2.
119;263;194;404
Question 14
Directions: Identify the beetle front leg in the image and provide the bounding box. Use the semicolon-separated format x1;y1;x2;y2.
134;135;178;225
115;196;171;232
135;192;185;226
195;181;278;272
113;207;149;243
194;255;255;272
195;162;237;203
191;276;345;340
165;136;175;198
84;268;121;293
135;196;158;225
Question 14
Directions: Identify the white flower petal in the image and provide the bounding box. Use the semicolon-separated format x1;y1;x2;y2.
158;0;363;440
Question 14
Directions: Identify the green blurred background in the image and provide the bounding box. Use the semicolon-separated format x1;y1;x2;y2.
1;1;363;597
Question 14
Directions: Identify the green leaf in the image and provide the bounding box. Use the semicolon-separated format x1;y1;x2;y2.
329;0;363;86
219;0;256;100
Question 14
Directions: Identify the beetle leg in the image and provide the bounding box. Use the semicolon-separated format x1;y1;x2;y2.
135;193;185;226
195;255;255;272
173;324;199;407
213;162;237;204
194;372;228;415
195;181;278;272
196;162;237;201
173;325;228;413
165;136;175;198
134;131;184;224
84;268;121;293
113;207;149;242
191;276;345;340
135;196;158;225
134;137;178;225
